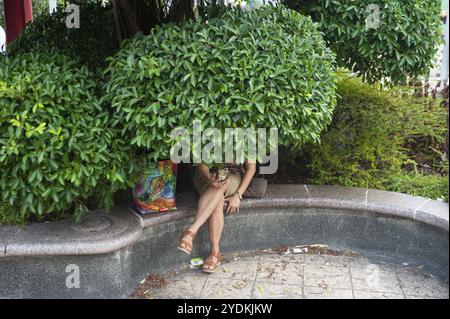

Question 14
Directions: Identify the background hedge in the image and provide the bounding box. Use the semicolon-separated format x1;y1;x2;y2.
285;0;442;84
7;1;117;69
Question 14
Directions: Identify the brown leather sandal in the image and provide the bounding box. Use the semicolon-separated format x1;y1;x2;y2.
177;230;196;255
202;252;224;274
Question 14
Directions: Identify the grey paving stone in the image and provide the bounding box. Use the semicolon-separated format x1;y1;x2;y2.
347;256;372;267
303;286;353;299
353;290;404;299
152;273;207;299
259;252;304;263
303;254;350;268
404;295;448;299
397;268;449;298
304;263;352;289
350;263;403;294
142;252;448;299
216;255;259;281
252;282;302;299
200;277;253;299
256;255;303;284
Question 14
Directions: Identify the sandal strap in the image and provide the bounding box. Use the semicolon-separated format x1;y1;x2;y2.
178;230;196;251
181;230;196;241
204;253;223;266
179;239;192;249
209;251;221;257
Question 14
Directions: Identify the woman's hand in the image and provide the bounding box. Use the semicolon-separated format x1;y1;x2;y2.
208;173;228;189
225;193;240;214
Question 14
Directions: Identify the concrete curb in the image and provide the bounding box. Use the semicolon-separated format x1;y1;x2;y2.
137;185;449;231
0;185;448;258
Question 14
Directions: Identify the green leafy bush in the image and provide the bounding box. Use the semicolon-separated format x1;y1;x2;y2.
285;0;442;83
304;73;448;201
0;52;136;223
104;5;337;160
304;73;407;189
8;1;117;69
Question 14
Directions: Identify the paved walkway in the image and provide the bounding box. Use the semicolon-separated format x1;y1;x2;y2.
133;250;449;299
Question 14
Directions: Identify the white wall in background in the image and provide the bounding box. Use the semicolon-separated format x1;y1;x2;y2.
224;0;278;8
0;25;6;53
49;0;57;13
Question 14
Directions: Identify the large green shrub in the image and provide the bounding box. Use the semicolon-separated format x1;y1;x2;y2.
104;5;337;160
304;73;449;199
0;52;136;223
304;74;407;189
8;1;117;69
285;0;442;84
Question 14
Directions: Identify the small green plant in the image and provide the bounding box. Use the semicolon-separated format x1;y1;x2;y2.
0;200;18;225
285;0;442;84
394;85;448;175
103;5;337;161
385;172;449;201
0;52;137;223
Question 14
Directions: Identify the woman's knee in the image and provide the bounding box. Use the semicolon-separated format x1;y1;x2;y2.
211;189;225;206
207;185;227;196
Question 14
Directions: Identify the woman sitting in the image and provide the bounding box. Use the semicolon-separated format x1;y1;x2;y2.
177;161;256;273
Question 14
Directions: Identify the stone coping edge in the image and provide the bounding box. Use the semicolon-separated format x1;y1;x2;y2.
0;185;448;258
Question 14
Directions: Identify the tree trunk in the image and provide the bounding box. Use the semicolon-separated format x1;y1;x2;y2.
112;0;199;45
112;0;140;45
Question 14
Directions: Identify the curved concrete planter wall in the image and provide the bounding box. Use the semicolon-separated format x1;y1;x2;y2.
0;185;448;298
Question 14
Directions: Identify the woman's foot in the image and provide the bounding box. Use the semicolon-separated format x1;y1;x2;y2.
177;230;196;255
202;252;223;273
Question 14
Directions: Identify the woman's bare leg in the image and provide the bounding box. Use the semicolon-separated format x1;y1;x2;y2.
208;195;224;253
179;184;227;250
203;197;225;270
190;186;226;233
